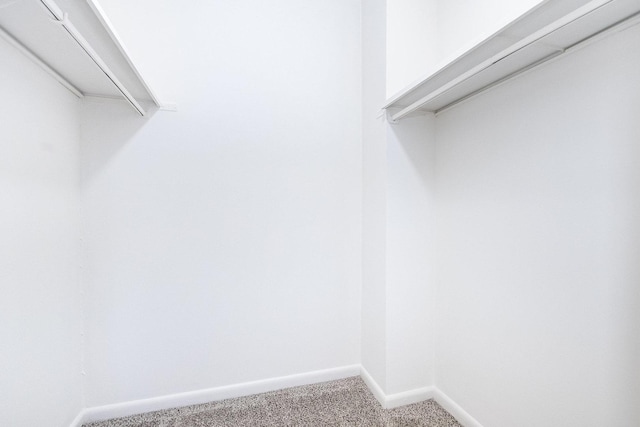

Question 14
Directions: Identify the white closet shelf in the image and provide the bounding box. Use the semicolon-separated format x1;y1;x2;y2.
0;0;163;116
384;0;640;122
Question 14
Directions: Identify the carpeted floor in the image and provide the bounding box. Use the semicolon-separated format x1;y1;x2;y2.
84;376;462;426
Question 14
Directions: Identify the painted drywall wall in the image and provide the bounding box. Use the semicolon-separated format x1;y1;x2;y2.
435;23;640;427
385;114;436;394
436;0;543;62
386;0;438;98
364;0;439;397
364;0;437;397
80;0;362;407
362;0;389;391
0;37;83;426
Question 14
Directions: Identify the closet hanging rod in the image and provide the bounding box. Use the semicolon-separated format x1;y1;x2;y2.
387;0;613;123
0;24;83;97
434;10;640;116
86;0;162;108
39;0;146;116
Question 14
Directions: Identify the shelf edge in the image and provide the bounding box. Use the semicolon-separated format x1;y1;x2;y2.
85;0;163;108
0;24;83;98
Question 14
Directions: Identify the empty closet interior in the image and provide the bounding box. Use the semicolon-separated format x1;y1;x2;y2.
2;0;639;426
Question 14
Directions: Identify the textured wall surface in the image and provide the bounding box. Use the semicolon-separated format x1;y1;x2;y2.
80;0;363;407
0;35;83;427
435;23;640;427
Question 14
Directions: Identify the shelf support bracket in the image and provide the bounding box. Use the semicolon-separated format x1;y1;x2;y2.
385;109;399;125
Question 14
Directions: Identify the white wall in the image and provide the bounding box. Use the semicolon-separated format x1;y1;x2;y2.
386;0;438;97
0;37;83;426
436;0;542;62
362;0;389;391
80;0;363;407
364;0;437;397
385;114;436;394
435;23;640;427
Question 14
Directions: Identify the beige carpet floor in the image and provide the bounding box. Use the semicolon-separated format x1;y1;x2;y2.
84;376;462;426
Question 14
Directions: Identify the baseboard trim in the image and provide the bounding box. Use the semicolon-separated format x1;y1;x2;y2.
69;409;87;427
359;366;386;407
72;365;483;427
359;366;435;409
385;386;435;409
433;388;484;427
359;367;483;426
79;364;360;425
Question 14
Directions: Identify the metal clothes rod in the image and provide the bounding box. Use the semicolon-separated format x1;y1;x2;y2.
39;0;146;116
0;24;83;97
389;0;613;123
86;0;161;108
435;11;640;116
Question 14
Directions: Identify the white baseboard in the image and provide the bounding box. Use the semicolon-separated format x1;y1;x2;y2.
359;367;483;427
385;386;435;409
68;409;87;427
78;364;360;425
71;365;482;427
433;388;484;427
359;366;386;407
359;366;435;409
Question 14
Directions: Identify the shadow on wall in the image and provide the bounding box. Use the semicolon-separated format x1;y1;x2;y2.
386;113;436;192
613;98;640;424
80;98;158;186
383;112;437;393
